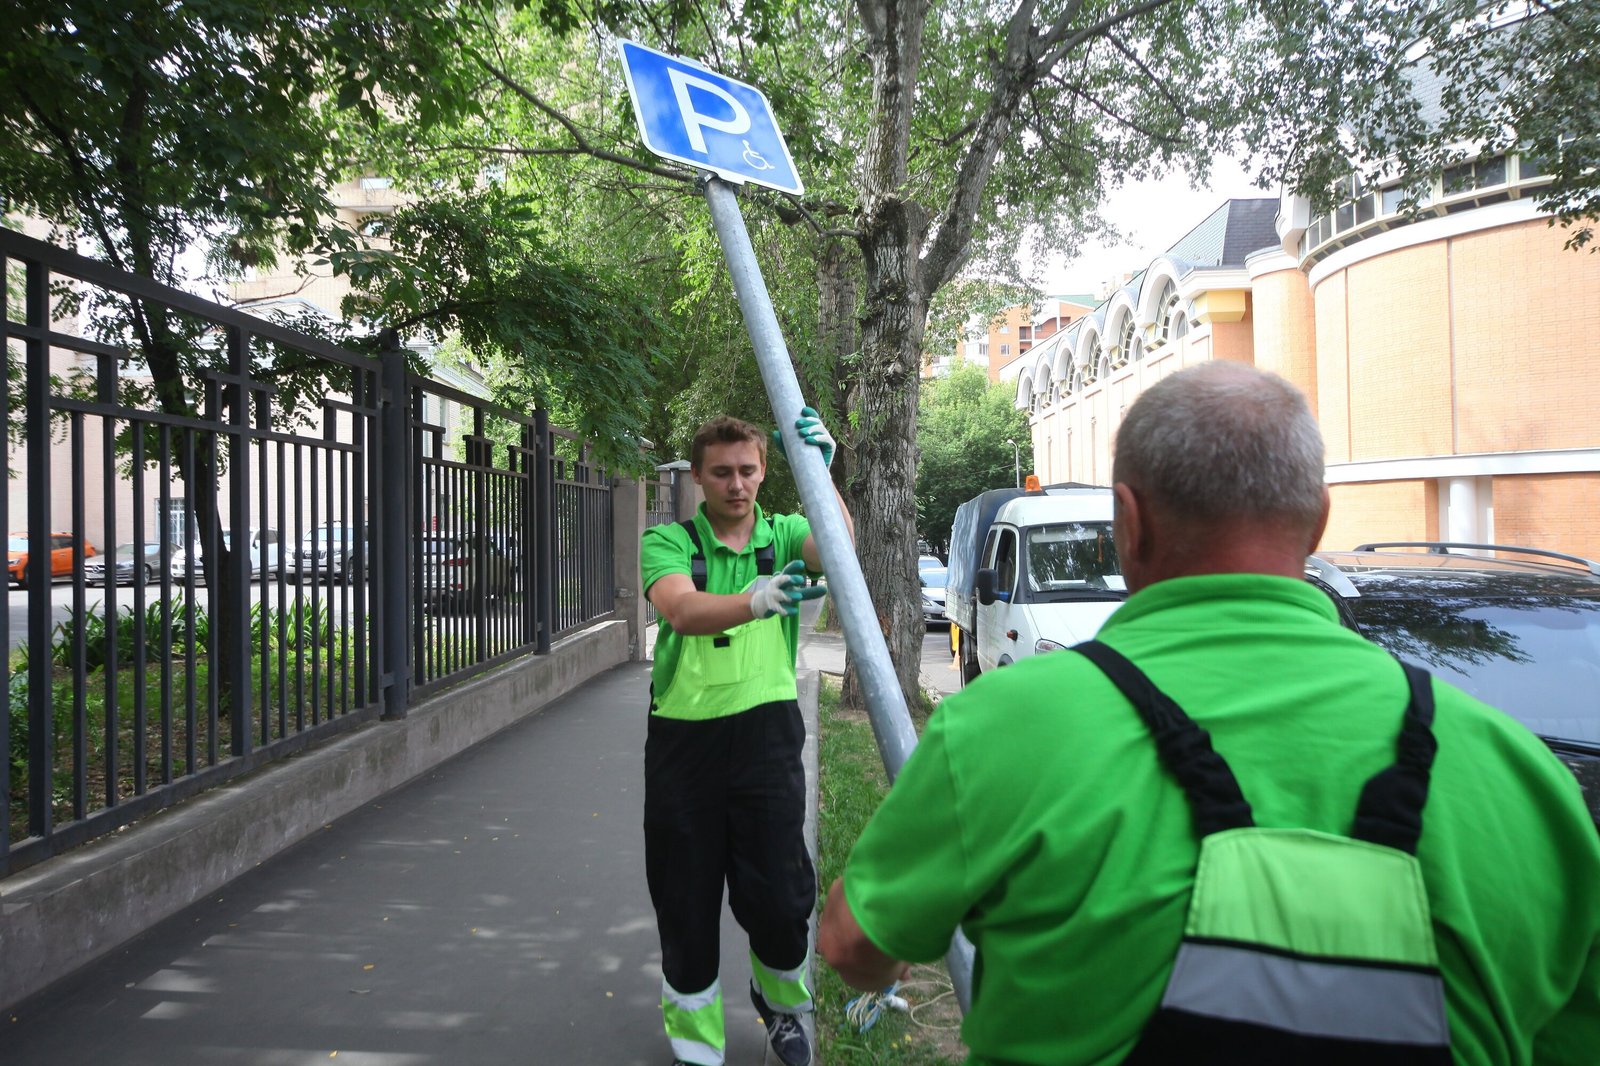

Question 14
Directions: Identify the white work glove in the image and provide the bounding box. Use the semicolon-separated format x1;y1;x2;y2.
772;406;836;468
749;559;826;620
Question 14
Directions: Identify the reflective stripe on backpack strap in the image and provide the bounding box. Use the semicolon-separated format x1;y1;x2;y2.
1073;640;1254;836
1352;661;1438;855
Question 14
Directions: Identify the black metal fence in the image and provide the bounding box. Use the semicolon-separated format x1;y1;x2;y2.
2;228;618;876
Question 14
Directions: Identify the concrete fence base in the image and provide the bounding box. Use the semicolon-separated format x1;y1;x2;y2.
0;620;630;1013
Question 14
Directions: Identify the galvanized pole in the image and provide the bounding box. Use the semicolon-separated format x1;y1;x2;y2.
701;174;976;1011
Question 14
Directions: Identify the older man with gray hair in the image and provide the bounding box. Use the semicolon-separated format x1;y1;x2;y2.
820;362;1600;1065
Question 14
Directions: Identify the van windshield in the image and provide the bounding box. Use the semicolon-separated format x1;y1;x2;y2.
1023;523;1124;597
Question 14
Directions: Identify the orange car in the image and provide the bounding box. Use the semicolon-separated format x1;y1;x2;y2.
7;531;98;588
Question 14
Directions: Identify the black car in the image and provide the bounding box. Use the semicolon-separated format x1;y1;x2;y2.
1305;542;1600;827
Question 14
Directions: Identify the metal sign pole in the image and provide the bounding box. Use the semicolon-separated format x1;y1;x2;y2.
700;174;976;1010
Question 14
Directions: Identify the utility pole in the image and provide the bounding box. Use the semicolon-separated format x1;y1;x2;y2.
1006;438;1020;488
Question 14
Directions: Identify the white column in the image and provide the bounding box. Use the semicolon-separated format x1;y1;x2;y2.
1444;477;1479;543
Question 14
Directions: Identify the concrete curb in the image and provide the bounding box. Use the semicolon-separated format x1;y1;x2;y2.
0;620;630;1013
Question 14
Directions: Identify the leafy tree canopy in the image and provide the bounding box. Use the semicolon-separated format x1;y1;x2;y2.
916;361;1032;558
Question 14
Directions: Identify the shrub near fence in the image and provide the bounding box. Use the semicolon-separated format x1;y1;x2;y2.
2;227;620;877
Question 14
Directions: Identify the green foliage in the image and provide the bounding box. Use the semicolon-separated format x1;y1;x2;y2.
48;598;207;672
916;364;1033;557
338;187;667;471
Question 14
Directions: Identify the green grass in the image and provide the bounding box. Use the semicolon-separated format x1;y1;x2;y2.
815;677;965;1065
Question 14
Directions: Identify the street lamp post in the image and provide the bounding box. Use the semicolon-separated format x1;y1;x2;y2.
1005;438;1020;488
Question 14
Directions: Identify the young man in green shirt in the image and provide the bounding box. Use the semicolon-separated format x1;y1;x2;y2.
641;410;852;1066
819;363;1600;1064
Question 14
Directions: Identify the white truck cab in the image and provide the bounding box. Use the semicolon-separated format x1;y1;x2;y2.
947;486;1124;684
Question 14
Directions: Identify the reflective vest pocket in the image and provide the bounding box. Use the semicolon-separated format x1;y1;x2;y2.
657;613;791;718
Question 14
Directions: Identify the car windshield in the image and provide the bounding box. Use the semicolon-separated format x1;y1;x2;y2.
112;544;141;558
1023;522;1124;595
1348;593;1600;746
304;528;352;544
921;568;947;590
9;536;31;551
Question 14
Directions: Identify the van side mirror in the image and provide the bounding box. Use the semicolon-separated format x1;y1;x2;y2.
976;567;997;605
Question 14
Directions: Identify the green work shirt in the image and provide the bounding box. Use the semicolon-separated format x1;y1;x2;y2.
843;573;1600;1066
641;504;812;719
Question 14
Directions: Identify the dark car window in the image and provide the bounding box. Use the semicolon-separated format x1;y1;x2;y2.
1347;594;1600;745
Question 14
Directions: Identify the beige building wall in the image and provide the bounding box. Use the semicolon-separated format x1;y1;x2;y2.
1324;481;1437;551
1493;474;1600;562
1449;223;1600;454
1250;266;1318;415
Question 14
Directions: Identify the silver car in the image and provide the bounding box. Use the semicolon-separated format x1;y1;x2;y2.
86;542;179;586
920;566;949;626
421;534;516;612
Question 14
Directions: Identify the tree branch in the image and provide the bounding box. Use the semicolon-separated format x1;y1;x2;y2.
473;55;697;185
1104;33;1193;120
1049;72;1183;146
1037;0;1182;71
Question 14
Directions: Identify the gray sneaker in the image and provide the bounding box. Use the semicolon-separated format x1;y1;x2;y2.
749;983;812;1066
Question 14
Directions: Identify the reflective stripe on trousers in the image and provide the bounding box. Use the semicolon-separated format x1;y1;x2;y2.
663;976;725;1066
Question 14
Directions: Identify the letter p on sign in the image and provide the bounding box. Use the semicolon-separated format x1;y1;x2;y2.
617;39;803;195
667;68;751;153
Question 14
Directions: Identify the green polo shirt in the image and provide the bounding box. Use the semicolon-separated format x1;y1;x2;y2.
641;504;813;719
843;573;1600;1066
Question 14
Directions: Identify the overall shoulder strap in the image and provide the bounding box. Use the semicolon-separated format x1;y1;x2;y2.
755;517;775;576
679;520;708;592
1351;661;1437;855
1073;640;1254;837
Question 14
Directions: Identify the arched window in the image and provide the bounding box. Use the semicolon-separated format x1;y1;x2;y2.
1111;315;1135;370
1130;336;1145;363
1162;291;1189;343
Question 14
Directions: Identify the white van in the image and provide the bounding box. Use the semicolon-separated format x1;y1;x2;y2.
947;487;1124;683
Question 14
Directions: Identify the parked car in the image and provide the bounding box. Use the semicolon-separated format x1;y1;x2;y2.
1305;541;1600;827
420;533;516;612
920;566;949;626
7;531;98;588
85;541;181;585
170;528;283;583
295;524;366;583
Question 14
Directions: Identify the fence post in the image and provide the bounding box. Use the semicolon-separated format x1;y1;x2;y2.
533;409;554;654
661;459;697;522
611;475;647;660
378;343;411;719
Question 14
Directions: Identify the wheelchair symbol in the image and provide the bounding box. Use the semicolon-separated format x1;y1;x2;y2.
741;140;774;171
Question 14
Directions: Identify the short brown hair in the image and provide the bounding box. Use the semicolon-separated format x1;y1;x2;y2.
690;415;767;468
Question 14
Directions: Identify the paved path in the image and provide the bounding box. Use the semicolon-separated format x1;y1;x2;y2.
3;604;951;1065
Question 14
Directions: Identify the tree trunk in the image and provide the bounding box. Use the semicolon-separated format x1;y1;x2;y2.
816;237;858;635
128;295;243;750
840;200;928;709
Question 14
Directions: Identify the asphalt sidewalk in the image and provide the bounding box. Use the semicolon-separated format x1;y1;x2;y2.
1;612;842;1066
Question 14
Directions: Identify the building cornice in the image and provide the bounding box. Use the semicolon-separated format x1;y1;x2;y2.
1307;199;1546;288
1325;448;1600;484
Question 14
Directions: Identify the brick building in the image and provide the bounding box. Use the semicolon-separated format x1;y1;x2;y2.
1016;163;1600;560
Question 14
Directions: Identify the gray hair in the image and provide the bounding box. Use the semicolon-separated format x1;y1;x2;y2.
1112;362;1326;529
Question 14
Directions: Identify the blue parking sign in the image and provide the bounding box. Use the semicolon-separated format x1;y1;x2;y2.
617;40;804;196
